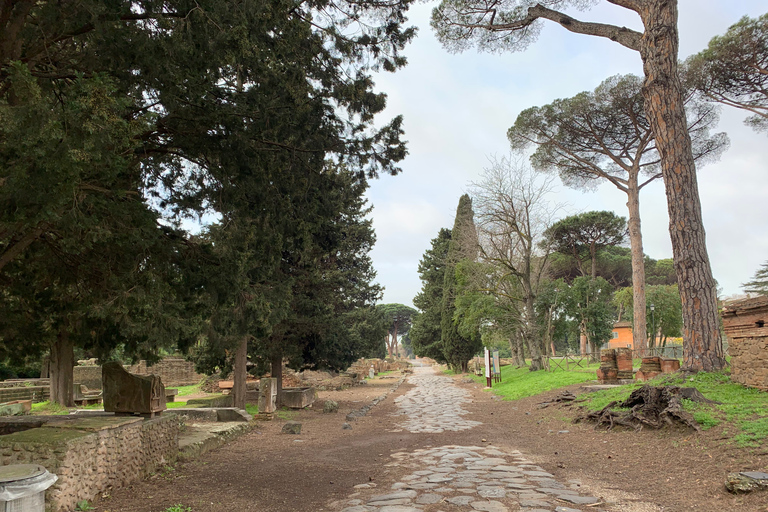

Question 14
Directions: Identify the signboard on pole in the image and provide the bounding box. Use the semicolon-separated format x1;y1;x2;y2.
484;348;492;388
492;349;500;382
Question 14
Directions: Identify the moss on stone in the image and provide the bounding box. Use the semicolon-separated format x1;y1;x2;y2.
52;417;142;432
0;427;91;445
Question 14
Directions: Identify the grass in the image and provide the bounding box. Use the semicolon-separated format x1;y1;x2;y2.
581;371;768;447
30;401;70;415
173;382;203;397
465;363;597;401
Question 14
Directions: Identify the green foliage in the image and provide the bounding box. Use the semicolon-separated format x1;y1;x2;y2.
469;363;596;401
75;500;94;511
742;259;768;295
411;228;452;362
30;401;70;416
1;0;414;401
584;371;768;445
566;276;616;351
543;212;628;279
614;284;682;346
441;195;482;371
687;13;768;134
164;505;192;512
173;383;203;398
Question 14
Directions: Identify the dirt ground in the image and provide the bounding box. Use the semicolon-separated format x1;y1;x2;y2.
94;369;768;512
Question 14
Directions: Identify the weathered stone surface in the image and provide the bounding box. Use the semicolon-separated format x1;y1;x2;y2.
470;500;509;512
102;362;165;415
282;387;317;409
557;494;600;504
726;472;768;493
258;378;277;414
281;421;302;434
323;400;339;413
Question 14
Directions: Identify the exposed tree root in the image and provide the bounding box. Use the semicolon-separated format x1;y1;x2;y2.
574;385;718;431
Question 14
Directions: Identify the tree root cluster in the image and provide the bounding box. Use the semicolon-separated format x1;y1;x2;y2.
537;390;582;409
574;385;719;431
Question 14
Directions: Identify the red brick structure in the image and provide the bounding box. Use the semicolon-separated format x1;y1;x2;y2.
722;296;768;391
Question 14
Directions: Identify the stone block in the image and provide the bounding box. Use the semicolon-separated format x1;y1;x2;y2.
282;387;316;409
186;394;233;408
258;378;277;414
102;362;166;416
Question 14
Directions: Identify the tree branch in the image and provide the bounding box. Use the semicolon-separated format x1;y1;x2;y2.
527;4;641;52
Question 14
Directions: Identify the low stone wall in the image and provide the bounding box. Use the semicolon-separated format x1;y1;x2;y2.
0;385;49;403
73;358;205;390
722;296;768;391
72;366;102;390
0;415;179;512
127;358;205;387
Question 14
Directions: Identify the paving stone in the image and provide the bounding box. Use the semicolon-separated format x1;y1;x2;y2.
446;496;476;505
415;493;444;504
470;501;509;512
519;499;551;508
555;507;582;512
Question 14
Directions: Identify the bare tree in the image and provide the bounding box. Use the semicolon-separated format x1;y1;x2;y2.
432;0;726;371
470;156;561;371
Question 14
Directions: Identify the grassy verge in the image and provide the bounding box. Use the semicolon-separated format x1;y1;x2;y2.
465;364;597;401
581;371;768;447
30;401;70;415
173;382;203;397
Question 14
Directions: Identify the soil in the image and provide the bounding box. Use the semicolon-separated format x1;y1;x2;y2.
95;370;768;512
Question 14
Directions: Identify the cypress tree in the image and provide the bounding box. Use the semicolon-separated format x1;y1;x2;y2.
441;195;482;372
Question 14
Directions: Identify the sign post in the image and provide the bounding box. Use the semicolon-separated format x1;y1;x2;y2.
492;349;500;383
484;348;492;388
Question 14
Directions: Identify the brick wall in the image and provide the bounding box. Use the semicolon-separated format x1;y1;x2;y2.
0;415;179;512
722;296;768;391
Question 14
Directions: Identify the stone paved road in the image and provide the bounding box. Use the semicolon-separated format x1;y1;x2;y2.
336;366;604;512
392;367;482;433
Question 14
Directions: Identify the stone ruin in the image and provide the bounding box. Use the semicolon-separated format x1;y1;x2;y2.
596;348;680;384
102;362;166;417
722;295;768;391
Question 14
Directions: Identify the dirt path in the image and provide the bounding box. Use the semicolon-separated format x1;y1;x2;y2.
96;366;768;512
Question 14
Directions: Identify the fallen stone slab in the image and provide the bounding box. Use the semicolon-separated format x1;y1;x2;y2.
557;494;600;505
726;471;768;493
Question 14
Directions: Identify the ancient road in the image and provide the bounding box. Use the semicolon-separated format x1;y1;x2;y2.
98;364;751;512
333;366;601;512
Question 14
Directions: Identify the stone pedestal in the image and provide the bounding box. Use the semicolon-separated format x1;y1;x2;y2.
258;378;277;418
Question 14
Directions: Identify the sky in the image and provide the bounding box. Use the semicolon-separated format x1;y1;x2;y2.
364;0;768;307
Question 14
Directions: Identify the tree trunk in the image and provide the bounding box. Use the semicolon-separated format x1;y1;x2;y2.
271;353;283;408
524;297;543;371
638;0;724;371
232;336;248;410
50;330;74;407
391;323;398;358
626;182;648;356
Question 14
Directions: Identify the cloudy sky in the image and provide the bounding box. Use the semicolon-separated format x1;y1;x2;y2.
365;0;768;307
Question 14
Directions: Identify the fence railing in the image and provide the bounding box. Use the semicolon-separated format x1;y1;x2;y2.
545;354;593;372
